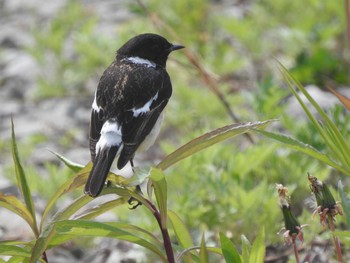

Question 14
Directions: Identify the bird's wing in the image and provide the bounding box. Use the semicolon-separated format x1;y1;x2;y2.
116;67;172;169
86;63;124;197
89;97;104;163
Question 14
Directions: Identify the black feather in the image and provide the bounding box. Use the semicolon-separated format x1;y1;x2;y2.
85;146;119;197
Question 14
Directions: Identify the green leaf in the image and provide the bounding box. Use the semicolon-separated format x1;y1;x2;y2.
219;233;241;263
30;223;56;263
241;235;251;263
121;167;151;187
11;118;38;236
5;257;27;263
49;150;84;172
149;168;167;227
0;193;35;232
107;222;162;246
338;181;350;228
3;257;28;263
53;194;93;222
278;64;350;170
53;220;167;262
168;210;194;263
333;231;350;238
77;197;129;220
255;129;350;176
157;120;274;170
168;210;194;248
0;245;31;257
199;233;208;263
249;228;265;263
40;162;92;230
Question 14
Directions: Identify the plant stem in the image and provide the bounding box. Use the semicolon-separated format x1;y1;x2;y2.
328;215;343;262
292;238;300;263
147;200;175;263
332;234;343;263
41;251;48;263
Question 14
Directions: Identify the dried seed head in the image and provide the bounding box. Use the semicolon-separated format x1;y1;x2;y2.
307;173;343;228
276;183;306;246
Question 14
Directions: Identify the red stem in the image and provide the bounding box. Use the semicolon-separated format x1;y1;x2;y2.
292;238;300;263
147;201;175;263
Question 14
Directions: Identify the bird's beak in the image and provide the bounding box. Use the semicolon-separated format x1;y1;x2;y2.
170;44;185;52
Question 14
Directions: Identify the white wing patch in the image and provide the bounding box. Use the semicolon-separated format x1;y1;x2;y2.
92;90;101;113
132;92;159;117
123;56;156;68
96;120;122;155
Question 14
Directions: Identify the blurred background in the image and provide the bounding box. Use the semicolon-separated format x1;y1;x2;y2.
1;0;350;262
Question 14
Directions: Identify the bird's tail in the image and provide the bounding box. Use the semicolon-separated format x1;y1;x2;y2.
85;146;119;197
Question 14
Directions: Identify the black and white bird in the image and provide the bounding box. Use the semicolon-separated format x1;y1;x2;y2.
85;33;184;197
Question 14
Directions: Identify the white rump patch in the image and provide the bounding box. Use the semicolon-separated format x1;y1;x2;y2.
123;56;156;68
92;90;101;113
132;92;158;117
96;120;122;155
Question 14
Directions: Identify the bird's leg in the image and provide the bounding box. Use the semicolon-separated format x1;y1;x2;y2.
128;158;142;209
130;159;135;172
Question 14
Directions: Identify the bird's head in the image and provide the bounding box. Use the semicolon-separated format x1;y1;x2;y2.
117;33;184;67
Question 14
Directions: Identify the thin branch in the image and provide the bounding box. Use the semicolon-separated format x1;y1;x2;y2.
146;200;175;263
345;0;350;76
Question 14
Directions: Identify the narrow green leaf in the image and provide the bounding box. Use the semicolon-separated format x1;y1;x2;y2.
176;246;222;262
157;120;274;170
249;228;265;263
53;220;167;262
121;167;151;187
49;150;84;172
53;194;93;222
149;168;167;227
322;123;350;169
199;233;208;263
219;233;241;263
168;210;194;248
333;231;350;238
0;245;31;257
338;181;350;228
107;222;162;246
168;210;194;263
255;129;350;176
30;223;56;263
3;257;27;263
40;162;92;230
8;257;28;263
278;64;350;168
11;118;38;236
0;193;35;231
241;235;251;263
101;185;155;212
77;197;129;220
207;247;223;255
